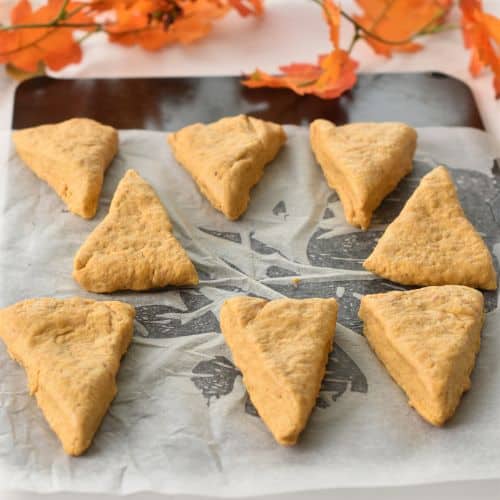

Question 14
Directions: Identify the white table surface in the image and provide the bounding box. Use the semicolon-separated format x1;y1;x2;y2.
0;1;500;498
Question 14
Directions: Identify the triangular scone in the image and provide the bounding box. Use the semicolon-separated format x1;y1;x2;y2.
310;119;417;229
359;286;484;425
364;166;497;290
168;115;286;220
220;297;337;445
74;169;198;293
0;297;135;455
13;118;118;219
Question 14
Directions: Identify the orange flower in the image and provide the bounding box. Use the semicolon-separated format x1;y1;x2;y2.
106;0;177;49
106;0;253;50
354;0;452;56
244;51;358;99
1;0;263;72
0;0;93;72
243;0;358;99
461;0;500;96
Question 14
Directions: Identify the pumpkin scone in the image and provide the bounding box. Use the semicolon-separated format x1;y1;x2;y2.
0;297;135;455
364;166;497;290
220;296;337;445
310;119;417;229
12;118;118;219
74;169;198;293
359;285;484;426
168;114;286;220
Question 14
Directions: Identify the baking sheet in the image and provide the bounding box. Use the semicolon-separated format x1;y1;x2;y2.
0;126;499;496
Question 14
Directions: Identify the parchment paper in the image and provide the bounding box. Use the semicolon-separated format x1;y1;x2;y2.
0;126;499;496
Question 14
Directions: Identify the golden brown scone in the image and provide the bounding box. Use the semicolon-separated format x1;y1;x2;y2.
0;297;135;456
12;118;118;219
359;285;484;426
364;166;497;290
310;119;417;229
220;296;337;445
168;115;286;220
74;169;198;293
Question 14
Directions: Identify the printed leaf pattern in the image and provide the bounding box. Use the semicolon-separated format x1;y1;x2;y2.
191;346;368;413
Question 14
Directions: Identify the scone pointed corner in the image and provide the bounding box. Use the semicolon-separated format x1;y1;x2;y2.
0;297;135;455
168;115;286;220
12;118;118;219
310;119;417;230
220;296;337;445
359;285;484;426
363;166;497;290
73;168;198;293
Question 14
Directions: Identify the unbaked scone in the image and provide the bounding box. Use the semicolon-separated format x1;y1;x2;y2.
363;166;497;290
359;285;484;425
310;119;417;229
12;118;118;219
0;297;135;455
220;296;337;445
168;115;286;220
74;169;198;293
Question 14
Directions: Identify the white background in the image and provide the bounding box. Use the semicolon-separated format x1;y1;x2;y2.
1;0;500;498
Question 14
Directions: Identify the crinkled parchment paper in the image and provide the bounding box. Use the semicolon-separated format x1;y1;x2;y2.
0;126;499;496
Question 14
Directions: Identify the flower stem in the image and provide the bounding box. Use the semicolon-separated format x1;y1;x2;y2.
340;10;415;46
77;26;100;44
54;0;71;22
